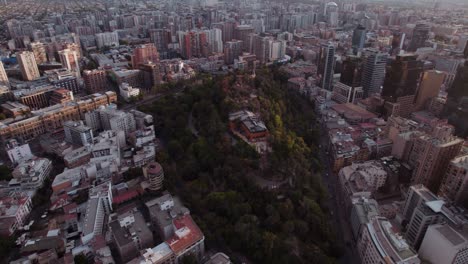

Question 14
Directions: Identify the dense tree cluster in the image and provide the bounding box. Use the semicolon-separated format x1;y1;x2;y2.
140;68;341;263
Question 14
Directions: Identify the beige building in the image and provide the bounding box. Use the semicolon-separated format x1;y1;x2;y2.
410;134;464;193
0;92;117;142
17;51;40;81
438;154;468;207
0;61;9;87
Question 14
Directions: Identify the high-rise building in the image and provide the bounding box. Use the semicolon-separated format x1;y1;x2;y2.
178;31;208;59
410;134;463;193
131;44;160;68
149;28;171;52
139;63;162;89
267;39;286;61
361;49;387;98
340;55;363;88
17;51;40;81
95;31;119;49
249;34;269;64
414;70;445;111
352;25;366;54
63;120;94;146
143;161;164;191
317;43;336;91
382;54;423;117
408;23;430;52
6;139;33;165
29;42;47;65
234;25;254;51
0;61;9;87
224;40;243;65
391;31;405;55
83;69;108;93
438;154;468;207
58;49;80;75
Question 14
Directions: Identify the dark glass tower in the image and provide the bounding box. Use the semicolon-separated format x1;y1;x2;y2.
381;54;424;101
408;23;430;52
352;24;366;54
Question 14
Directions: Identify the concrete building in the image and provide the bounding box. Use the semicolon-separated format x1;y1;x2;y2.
29;42;47;65
418;223;468;264
58;49;80;76
0;92;116;142
83;69;108;93
224;40;243;65
17;51;40;81
119;83;140;102
131;243;176;264
357;216;420;264
63;120;94;146
0;61;9;87
44;68;81;94
0;194;32;236
6;139;33;165
82;197;105;245
95;31;119;49
109;210;154;262
234;25;254;51
332;82;363;104
410;134;463;193
89;181;113;215
350;197;379;240
11;157;52;190
414;70;446;111
146;194;190;240
439;154;468;208
132;44;160;68
143;162;164;192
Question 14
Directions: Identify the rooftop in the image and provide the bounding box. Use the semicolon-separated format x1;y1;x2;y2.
367;217;419;262
166;214;204;254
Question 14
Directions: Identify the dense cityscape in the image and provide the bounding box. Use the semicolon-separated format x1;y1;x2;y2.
0;0;467;263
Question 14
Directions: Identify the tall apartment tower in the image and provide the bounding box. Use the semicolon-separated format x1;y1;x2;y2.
0;61;9;87
438;154;468;208
58;49;80;75
234;25;254;52
361;49;387;98
224;40;243;65
317;43;336;91
29;42;47;64
382;54;423;117
408;23;430;52
131;43;160;68
143;161;164;191
352;24;366;54
410;134;463;193
17;51;40;81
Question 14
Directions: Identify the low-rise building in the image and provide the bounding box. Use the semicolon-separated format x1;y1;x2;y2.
0;193;32;236
229;110;269;153
109;210;153;262
11;157;52;190
120;83;140;102
6;139;34;165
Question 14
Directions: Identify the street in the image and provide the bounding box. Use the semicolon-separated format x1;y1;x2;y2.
318;127;360;264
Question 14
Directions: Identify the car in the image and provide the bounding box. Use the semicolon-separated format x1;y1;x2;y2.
41;214;47;219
